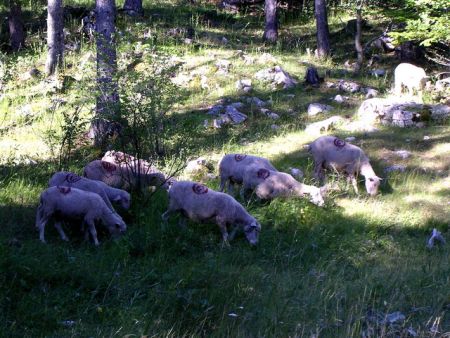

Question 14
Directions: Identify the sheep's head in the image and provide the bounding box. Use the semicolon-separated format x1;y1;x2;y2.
243;221;261;246
107;213;127;235
114;193;131;209
365;176;381;196
307;185;326;207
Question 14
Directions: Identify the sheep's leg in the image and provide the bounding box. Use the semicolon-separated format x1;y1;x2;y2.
85;219;100;246
228;224;239;241
54;221;69;242
161;210;171;222
348;175;359;195
216;216;230;246
227;180;235;195
313;161;326;184
178;216;187;229
219;176;226;192
37;214;50;244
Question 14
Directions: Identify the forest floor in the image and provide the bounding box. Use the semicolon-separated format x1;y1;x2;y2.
0;1;449;337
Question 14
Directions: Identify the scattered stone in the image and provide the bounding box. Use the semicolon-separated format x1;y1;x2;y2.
325;81;336;88
290;167;304;179
236;79;252;92
423;135;430;140
384;165;406;173
200;75;209;89
304;66;321;86
415;122;426;128
185;157;208;173
305;116;343;135
228;313;238;318
16;104;33;118
205;173;217;180
307;103;333;116
333;95;348;103
271;124;280;130
385;312;405;324
364;88;379;99
260;108;279;119
216;59;231;75
284;94;296;99
255;66;297;89
171;73;193;86
213;118;223;128
393;150;412;159
225;105;247;124
207;104;224;115
389;109;414;127
370;69;386;77
431;104;450;121
258;53;277;64
19;68;40;82
427;228;446;249
60;320;76;327
221;36;228;45
230;102;244;109
337;79;361;93
203;119;209;128
345;136;356;142
246;97;267;107
435;77;450;92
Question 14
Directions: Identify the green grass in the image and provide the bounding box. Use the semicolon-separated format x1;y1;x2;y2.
1;1;450;336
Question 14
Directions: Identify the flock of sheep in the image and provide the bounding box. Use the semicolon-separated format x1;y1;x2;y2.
36;135;381;247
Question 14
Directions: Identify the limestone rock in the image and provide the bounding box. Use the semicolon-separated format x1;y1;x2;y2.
308;103;333;116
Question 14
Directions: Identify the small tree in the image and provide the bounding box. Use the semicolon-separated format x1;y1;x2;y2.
93;0;119;148
123;0;143;15
8;0;25;51
263;0;278;43
45;0;64;76
315;0;330;57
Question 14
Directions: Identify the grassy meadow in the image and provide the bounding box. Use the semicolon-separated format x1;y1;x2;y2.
0;0;449;337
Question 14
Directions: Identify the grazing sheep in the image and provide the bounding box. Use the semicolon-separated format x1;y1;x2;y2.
49;171;131;210
219;154;277;194
308;135;381;196
36;186;127;245
161;181;261;245
394;63;429;98
83;160;167;191
241;165;326;206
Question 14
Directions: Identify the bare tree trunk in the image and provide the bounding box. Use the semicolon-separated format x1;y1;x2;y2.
94;0;119;147
354;3;364;73
45;0;64;76
123;0;143;15
263;0;278;43
315;0;330;58
8;0;25;51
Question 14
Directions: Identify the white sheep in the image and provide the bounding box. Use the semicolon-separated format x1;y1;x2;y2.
219;154;277;194
394;63;429;98
241;165;326;206
161;181;261;245
49;171;131;210
36;186;127;245
308;135;381;196
83;160;167;191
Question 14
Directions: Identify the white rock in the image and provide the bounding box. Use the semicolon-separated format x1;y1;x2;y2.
290;168;304;179
307;103;333;116
305;116;343;135
345;136;356;142
334;95;346;103
271;124;280;130
394;150;412;159
384;165;406;173
246;97;267;107
370;69;386;77
225;105;247;124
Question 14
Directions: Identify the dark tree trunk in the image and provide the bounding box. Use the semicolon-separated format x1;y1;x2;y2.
263;0;278;43
94;0;119;147
123;0;143;15
45;0;64;76
8;0;25;51
315;0;330;58
354;5;363;72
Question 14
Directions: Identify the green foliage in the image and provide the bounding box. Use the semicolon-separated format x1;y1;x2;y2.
389;0;450;46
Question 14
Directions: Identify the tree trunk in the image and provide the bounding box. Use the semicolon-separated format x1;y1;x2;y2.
315;0;330;58
45;0;64;76
354;5;364;73
8;0;25;51
263;0;278;43
95;0;119;147
123;0;143;15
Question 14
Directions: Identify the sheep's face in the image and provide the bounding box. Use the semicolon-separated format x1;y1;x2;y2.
114;195;131;209
365;176;381;196
243;221;261;246
308;186;326;207
109;216;127;235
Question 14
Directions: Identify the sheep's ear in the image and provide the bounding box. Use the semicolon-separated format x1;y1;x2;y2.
376;176;383;181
